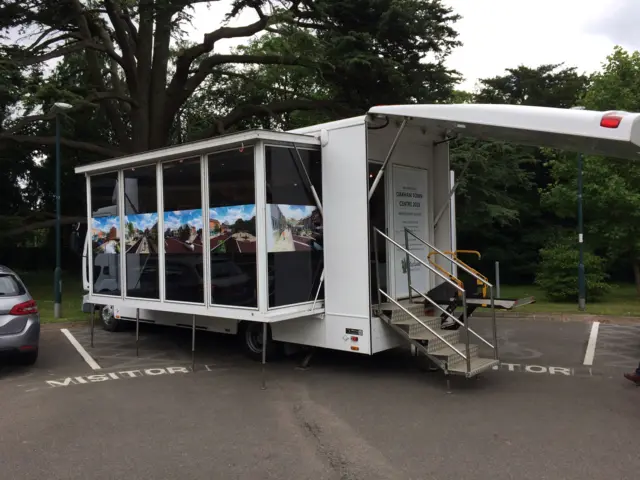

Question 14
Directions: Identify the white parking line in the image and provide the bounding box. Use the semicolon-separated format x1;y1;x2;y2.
60;329;101;370
583;321;600;366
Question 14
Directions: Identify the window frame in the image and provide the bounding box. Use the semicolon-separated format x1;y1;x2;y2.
262;142;324;311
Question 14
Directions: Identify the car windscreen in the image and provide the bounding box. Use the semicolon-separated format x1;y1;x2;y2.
0;274;26;296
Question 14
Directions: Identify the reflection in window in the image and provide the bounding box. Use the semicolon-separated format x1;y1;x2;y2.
208;148;258;308
124;165;159;299
163;157;204;303
265;146;323;308
90;172;121;296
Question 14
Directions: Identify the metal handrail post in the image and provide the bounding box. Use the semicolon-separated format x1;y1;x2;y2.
404;228;412;302
462;294;471;374
490;285;498;360
373;229;382;311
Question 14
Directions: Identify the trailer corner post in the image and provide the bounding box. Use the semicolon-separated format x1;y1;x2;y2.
261;322;267;390
90;304;95;348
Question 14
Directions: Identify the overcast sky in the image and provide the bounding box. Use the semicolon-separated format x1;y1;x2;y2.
187;0;640;91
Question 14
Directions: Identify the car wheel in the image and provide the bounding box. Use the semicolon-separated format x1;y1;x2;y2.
18;349;38;366
100;305;120;332
240;321;281;362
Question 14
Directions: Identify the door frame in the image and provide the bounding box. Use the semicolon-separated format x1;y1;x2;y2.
388;163;430;301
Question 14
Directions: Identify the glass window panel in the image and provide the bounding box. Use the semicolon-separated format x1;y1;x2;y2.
90;172;121;296
208;147;258;308
162;157;204;303
123;165;159;299
265;146;323;308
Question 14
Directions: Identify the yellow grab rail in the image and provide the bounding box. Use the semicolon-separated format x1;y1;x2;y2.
427;250;489;299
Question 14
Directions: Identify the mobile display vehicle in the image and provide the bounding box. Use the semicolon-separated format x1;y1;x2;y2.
73;104;640;380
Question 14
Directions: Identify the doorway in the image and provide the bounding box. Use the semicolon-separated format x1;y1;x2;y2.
368;161;387;303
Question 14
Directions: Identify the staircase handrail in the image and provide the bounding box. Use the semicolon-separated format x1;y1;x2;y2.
373;228;464;293
379;290;467;359
406;228;493;287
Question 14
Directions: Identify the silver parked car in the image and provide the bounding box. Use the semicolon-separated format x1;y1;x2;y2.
0;266;40;365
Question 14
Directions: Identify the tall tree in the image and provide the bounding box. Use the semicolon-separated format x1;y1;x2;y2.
542;46;640;293
0;0;461;157
450;64;589;282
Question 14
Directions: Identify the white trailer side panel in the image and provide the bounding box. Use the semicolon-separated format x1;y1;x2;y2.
271;123;372;353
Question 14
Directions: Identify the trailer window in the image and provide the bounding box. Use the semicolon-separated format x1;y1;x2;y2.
208;147;258;308
123;164;160;299
265;145;323;308
90;172;121;296
162;157;204;304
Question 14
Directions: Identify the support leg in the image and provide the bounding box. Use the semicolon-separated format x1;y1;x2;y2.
261;322;267;390
135;308;139;357
445;373;452;394
296;347;315;370
90;304;95;348
192;314;196;372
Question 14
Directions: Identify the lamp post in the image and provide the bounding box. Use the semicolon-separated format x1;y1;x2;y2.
51;102;73;319
571;106;586;311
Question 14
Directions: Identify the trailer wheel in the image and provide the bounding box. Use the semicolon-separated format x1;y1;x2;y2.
239;321;281;362
100;305;121;332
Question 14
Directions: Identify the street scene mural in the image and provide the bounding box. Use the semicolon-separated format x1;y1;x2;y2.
266;204;323;253
124;213;159;254
209;204;257;254
163;209;204;254
91;215;121;254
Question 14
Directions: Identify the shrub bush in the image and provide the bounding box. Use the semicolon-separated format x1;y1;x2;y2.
535;240;611;302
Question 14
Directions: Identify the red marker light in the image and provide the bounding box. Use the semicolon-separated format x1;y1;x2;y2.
601;114;623;129
351;336;358;342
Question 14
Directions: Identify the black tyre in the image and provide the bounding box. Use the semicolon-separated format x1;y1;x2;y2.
100;305;121;332
239;321;281;362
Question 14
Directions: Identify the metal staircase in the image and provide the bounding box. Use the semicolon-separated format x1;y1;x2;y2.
372;227;500;384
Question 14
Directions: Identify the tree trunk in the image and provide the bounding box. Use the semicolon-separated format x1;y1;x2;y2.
633;259;640;296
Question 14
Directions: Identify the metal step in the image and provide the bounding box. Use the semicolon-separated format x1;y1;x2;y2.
410;330;462;354
429;343;479;368
391;316;442;334
448;357;500;377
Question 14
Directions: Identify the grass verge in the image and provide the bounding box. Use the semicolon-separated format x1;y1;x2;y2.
500;284;640;316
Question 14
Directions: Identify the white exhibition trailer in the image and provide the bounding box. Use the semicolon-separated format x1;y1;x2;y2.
76;104;640;380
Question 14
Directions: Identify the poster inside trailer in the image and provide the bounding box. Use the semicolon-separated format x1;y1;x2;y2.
391;165;429;298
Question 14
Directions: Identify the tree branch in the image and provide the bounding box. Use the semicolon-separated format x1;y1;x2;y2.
0;134;124;158
165;4;275;123
86;91;139;107
0;216;87;237
99;0;138;92
67;0;131;150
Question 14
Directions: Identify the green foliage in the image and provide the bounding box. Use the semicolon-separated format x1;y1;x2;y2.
541;46;640;289
535;238;611;302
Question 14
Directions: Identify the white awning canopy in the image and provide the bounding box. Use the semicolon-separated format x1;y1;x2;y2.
367;104;640;160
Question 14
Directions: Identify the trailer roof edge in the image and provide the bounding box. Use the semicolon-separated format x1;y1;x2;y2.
75;129;320;175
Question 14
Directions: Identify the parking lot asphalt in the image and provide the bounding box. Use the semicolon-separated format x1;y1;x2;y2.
2;316;640;479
